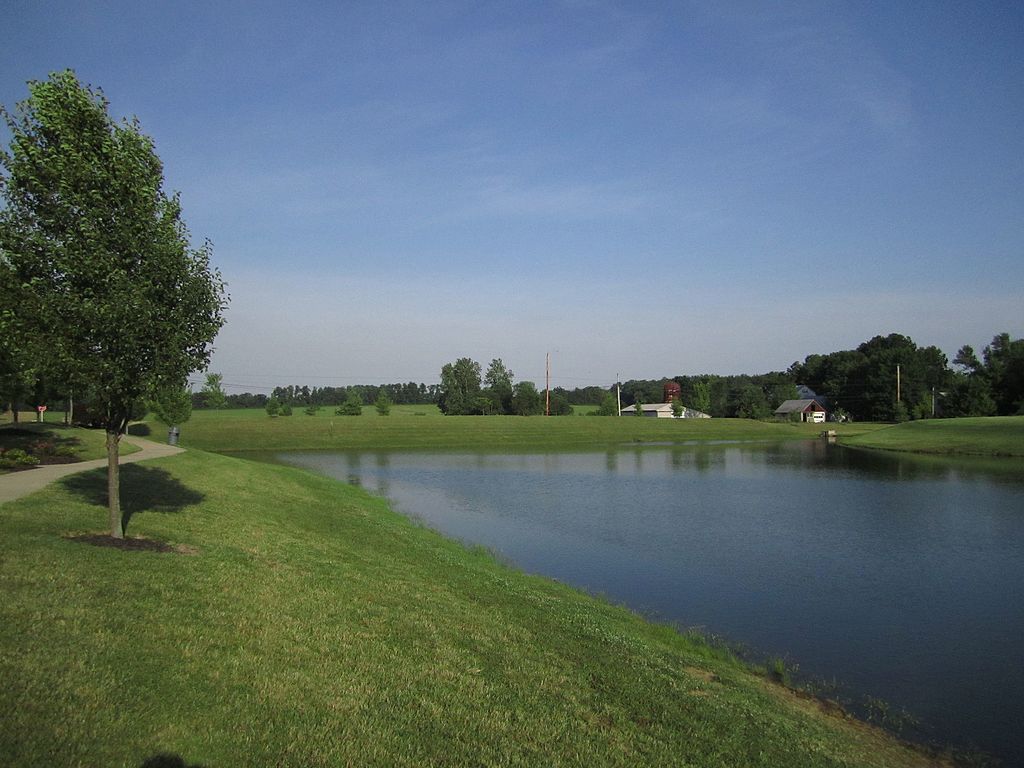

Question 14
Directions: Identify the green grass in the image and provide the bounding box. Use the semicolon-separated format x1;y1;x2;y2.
171;407;887;454
842;416;1024;457
0;448;948;767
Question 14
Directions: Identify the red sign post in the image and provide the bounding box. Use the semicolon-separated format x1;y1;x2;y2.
37;404;47;423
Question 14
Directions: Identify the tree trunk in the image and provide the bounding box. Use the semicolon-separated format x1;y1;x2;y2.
106;430;123;539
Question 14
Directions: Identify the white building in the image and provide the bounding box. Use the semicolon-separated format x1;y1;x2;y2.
619;402;712;419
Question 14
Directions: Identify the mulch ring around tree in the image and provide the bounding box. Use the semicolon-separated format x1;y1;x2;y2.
64;532;198;555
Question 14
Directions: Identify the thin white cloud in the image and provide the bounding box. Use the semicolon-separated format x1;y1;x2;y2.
466;175;654;219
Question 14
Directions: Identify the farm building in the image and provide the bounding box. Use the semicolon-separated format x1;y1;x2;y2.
620;403;712;419
774;399;828;423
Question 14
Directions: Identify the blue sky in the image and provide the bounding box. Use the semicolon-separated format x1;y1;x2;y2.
3;1;1022;392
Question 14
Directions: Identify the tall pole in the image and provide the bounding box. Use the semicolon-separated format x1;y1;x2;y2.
896;364;901;402
616;373;621;416
545;352;550;416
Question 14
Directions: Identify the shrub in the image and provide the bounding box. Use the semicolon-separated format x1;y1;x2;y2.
280;403;293;416
336;391;363;416
28;439;55;455
25;439;76;459
893;401;909;423
0;448;40;469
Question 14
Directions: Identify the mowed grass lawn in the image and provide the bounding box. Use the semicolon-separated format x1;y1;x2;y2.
169;406;886;454
0;448;945;767
842;415;1024;457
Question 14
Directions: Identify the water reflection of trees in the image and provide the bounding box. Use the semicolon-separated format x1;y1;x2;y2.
834;445;1024;485
652;440;1024;486
666;447;722;473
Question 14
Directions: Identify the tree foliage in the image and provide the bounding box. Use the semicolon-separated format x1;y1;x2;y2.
336;390;363;416
510;381;543;416
438;358;483;415
483;358;514;414
983;333;1024;415
786;332;1023;419
0;71;227;537
149;385;193;427
691;379;712;416
199;372;228;409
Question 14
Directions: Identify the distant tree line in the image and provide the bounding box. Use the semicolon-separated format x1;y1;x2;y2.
6;332;1021;423
790;332;1024;421
437;357;572;415
188;379;442;410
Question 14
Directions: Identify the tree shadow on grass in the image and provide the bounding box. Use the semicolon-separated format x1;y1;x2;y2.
60;464;205;534
140;754;207;768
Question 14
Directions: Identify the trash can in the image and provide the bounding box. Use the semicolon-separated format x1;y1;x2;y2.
168;426;180;446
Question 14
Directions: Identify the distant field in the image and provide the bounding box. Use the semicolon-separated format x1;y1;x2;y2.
163;407;885;454
842;416;1024;457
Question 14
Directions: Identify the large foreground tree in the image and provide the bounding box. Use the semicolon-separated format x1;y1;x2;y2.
0;71;227;538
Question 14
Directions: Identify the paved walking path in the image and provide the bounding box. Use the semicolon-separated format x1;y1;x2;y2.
0;436;184;505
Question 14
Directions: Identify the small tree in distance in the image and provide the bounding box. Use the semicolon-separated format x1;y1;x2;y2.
438;358;482;415
375;391;392;416
692;379;712;415
337;390;363;416
595;393;618;416
201;372;227;409
511;381;542;416
150;384;192;430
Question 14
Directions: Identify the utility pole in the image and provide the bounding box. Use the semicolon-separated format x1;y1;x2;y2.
616;373;622;416
545;352;550;416
896;364;901;402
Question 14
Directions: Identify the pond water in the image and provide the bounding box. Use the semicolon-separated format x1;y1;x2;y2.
275;442;1024;764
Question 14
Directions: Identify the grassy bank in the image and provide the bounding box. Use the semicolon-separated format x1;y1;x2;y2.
842;416;1024;457
0;448;946;767
165;407;886;454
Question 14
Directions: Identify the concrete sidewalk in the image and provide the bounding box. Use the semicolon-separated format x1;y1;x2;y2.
0;435;184;505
